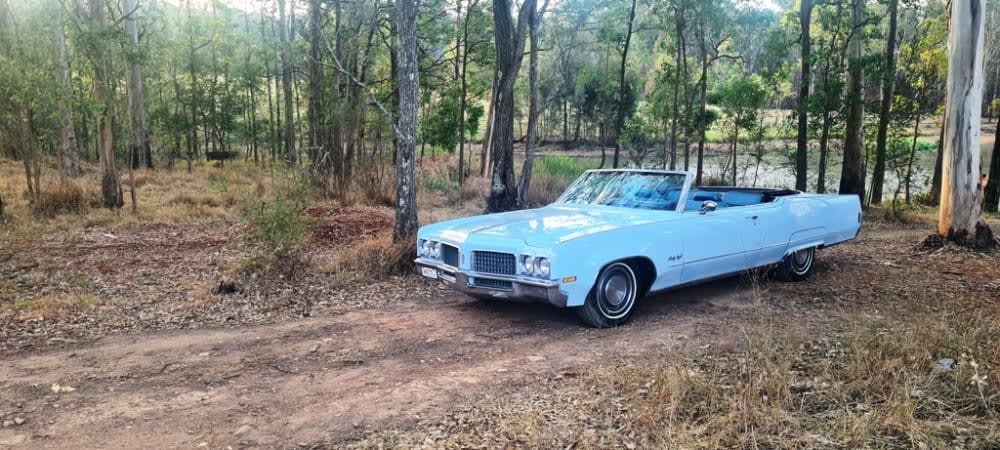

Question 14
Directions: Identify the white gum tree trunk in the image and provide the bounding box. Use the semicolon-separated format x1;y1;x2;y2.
938;0;993;247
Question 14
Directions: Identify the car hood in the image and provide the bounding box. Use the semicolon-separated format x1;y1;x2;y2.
424;205;679;247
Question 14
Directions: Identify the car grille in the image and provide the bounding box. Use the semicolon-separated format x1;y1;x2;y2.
472;278;513;290
442;244;460;267
472;251;516;276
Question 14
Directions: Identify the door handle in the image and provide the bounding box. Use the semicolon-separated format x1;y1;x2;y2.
747;215;758;220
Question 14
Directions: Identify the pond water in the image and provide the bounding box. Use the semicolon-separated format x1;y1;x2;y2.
535;130;995;203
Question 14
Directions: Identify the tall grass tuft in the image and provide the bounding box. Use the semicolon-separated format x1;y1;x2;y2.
522;155;595;206
240;179;317;280
32;182;86;217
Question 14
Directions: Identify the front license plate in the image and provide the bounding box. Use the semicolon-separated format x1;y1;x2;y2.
420;267;438;279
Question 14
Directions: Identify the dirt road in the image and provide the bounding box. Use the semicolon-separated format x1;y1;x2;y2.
0;275;779;449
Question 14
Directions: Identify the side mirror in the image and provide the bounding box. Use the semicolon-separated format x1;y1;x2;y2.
699;200;718;214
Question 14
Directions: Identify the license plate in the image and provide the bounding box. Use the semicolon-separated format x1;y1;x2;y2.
420;267;438;279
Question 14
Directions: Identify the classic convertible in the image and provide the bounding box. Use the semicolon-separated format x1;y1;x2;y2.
415;169;861;327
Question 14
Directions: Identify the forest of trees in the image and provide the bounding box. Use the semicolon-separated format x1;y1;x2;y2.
0;0;998;245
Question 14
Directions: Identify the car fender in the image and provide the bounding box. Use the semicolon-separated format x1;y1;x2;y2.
551;222;681;307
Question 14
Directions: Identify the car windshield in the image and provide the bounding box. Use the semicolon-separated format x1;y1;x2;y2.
555;171;687;211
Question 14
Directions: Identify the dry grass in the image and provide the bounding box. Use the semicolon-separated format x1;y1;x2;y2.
31;181;86;217
319;233;416;282
356;303;1000;449
0;158;298;241
2;291;102;322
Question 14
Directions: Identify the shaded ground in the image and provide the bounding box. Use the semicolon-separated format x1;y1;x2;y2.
1;216;998;448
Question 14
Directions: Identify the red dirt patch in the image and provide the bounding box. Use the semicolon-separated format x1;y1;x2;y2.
307;205;393;247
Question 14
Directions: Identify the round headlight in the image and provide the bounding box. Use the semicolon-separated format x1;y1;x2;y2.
431;241;442;258
537;258;550;277
522;255;535;274
420;240;431;257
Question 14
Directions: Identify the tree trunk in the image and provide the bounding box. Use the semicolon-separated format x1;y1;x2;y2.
668;12;683;171
393;0;419;241
278;0;296;164
670;7;690;170
695;26;709;186
91;0;122;209
905;110;922;204
928;120;945;204
486;0;535;212
817;109;832;193
795;0;812;191
870;0;899;204
984;114;1000;211
307;0;325;179
123;0;146;210
938;0;993;248
458;0;479;185
839;0;866;200
732;127;739;185
612;0;638;169
517;3;541;205
54;7;81;178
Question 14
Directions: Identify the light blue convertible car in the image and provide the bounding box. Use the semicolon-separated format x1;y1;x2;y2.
415;169;861;327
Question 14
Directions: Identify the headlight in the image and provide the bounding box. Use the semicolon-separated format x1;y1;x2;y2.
419;240;431;257
520;255;550;278
431;241;442;258
537;258;550;277
522;255;535;274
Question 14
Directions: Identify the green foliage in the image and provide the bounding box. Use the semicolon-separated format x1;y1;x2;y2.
573;66;637;129
534;155;594;182
421;93;462;153
619;116;657;167
239;178;316;279
420;86;485;153
716;76;769;141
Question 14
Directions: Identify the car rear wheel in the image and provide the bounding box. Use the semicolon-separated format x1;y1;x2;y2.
577;262;639;328
775;247;815;281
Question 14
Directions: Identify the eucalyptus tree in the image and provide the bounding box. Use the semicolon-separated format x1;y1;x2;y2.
277;0;295;164
123;0;151;171
517;0;550;204
838;0;865;199
55;1;81;178
395;0;419;240
76;0;123;208
811;0;851;193
937;0;992;248
985;99;1000;211
611;0;638;169
895;5;947;203
717;75;768;185
485;0;535;212
795;0;813;192
869;0;900;204
692;0;735;185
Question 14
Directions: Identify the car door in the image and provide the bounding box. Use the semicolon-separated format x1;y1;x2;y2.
738;199;786;267
678;207;750;283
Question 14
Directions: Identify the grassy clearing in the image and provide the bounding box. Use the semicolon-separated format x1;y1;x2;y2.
0;158;296;242
357;305;1000;449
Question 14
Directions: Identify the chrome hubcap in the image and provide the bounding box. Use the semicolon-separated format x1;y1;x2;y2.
604;275;629;306
597;263;637;320
791;248;814;274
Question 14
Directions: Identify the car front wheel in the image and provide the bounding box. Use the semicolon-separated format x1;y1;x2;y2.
577;262;639;328
775;247;816;281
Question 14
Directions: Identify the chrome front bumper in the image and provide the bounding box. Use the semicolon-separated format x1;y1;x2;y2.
414;258;568;308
